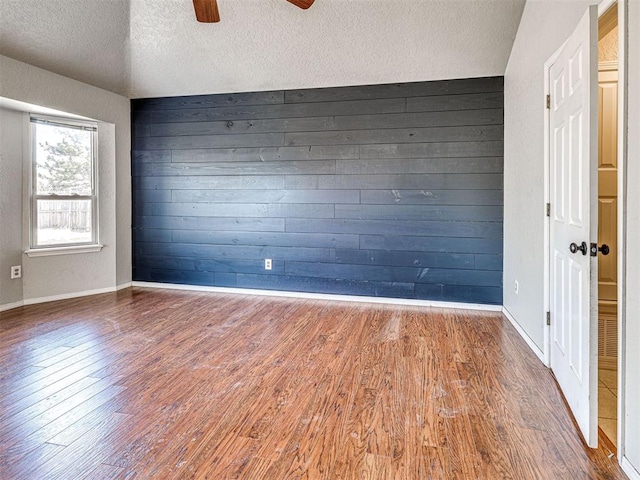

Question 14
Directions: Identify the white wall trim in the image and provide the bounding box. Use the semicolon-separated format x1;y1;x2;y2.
502;306;547;365
131;281;503;312
615;0;628;462
599;0;617;17
0;300;25;313
1;282;132;313
622;457;640;480
598;0;630;463
25;244;104;257
543;37;567;367
22;286;119;306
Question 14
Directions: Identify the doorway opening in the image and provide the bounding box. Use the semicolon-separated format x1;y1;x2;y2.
597;2;619;454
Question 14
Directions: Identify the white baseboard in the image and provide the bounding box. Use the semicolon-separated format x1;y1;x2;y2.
2;279;503;314
0;284;135;314
22;286;120;306
131;281;503;312
502;306;546;365
622;458;640;480
0;300;25;313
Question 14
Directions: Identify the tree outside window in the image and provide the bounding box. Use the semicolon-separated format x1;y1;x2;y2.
31;117;98;248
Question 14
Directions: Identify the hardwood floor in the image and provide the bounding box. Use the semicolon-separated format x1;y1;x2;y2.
0;287;627;479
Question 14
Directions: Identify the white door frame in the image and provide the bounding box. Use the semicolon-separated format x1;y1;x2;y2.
543;0;628;460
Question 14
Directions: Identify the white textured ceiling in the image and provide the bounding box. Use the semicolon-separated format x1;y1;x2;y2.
0;0;130;95
1;0;526;99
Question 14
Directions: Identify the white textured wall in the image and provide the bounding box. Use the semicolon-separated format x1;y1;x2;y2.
0;108;24;306
624;0;640;472
0;55;131;306
503;0;595;350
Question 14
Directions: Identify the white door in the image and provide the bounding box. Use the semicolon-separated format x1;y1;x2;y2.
549;5;598;447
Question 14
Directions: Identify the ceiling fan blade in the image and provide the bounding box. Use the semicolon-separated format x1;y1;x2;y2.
286;0;315;9
193;0;220;22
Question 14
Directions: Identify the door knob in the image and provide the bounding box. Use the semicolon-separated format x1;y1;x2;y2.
590;243;610;256
569;241;588;255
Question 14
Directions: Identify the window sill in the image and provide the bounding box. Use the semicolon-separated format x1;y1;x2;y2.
25;244;104;257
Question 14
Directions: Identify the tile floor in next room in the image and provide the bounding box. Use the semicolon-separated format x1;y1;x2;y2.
599;367;618;448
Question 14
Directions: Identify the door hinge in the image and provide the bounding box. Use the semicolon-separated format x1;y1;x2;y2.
546;203;551;217
546;311;551;326
546;94;551;109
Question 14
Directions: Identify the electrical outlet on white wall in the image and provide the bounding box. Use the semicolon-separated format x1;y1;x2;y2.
265;259;272;271
11;265;22;279
514;280;519;294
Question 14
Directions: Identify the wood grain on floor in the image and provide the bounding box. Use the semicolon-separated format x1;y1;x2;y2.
0;287;628;479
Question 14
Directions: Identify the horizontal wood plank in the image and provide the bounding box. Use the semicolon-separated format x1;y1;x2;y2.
135;216;285;232
134;132;285;150
135;98;405;123
284;77;504;103
334;204;502;221
231;274;415;298
285;218;502;238
285;125;503;146
132;150;171;163
170;189;360;204
333;249;475;269
135;175;285;190
132;90;284;111
135;116;335;137
132;78;506;304
170;231;360;249
141;203;336;219
360;235;503;254
406;92;504;112
170;145;359;163
284;262;502;286
135;242;334;262
135;160;335;177
333;108;504;130
285;174;503;190
336;157;503;175
359;141;503;159
360;189;503;205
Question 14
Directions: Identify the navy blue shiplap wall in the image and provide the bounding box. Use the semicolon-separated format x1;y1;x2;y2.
132;77;504;304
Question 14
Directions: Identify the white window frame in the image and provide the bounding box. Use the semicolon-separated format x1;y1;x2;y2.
26;115;103;257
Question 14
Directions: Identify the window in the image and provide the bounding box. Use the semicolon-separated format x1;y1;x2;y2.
29;116;99;250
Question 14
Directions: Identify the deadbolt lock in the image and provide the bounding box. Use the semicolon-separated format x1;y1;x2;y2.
590;243;610;257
